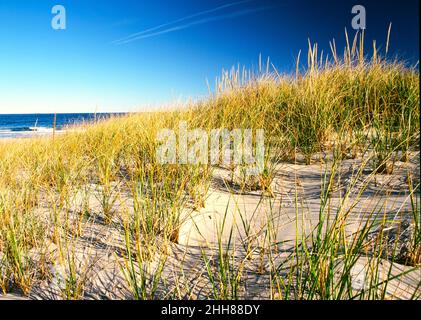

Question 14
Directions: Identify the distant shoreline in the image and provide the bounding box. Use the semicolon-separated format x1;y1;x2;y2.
0;129;67;140
0;113;123;139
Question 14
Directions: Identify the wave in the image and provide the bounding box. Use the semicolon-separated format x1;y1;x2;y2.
0;127;31;132
28;126;58;133
0;126;64;139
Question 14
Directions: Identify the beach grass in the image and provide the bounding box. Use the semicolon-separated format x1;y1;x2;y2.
0;29;419;299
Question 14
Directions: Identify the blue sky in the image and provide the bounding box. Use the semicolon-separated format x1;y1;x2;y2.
0;0;419;114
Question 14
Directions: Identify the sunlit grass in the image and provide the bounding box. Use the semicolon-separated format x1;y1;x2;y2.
0;29;419;299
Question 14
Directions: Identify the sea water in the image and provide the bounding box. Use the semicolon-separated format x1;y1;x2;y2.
0;113;123;138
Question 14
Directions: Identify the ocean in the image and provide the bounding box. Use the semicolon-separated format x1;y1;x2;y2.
0;113;122;138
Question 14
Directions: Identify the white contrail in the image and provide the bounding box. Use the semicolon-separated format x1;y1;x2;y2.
114;5;272;45
112;0;252;44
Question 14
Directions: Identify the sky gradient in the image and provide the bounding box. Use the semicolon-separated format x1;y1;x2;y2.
0;0;419;114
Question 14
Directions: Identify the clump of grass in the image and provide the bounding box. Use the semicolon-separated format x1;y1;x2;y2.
0;187;44;295
118;209;168;300
202;203;245;300
395;173;420;266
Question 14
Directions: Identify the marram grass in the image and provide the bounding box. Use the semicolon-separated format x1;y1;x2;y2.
0;30;419;299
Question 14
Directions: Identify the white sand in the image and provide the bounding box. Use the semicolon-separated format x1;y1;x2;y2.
1;153;420;300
